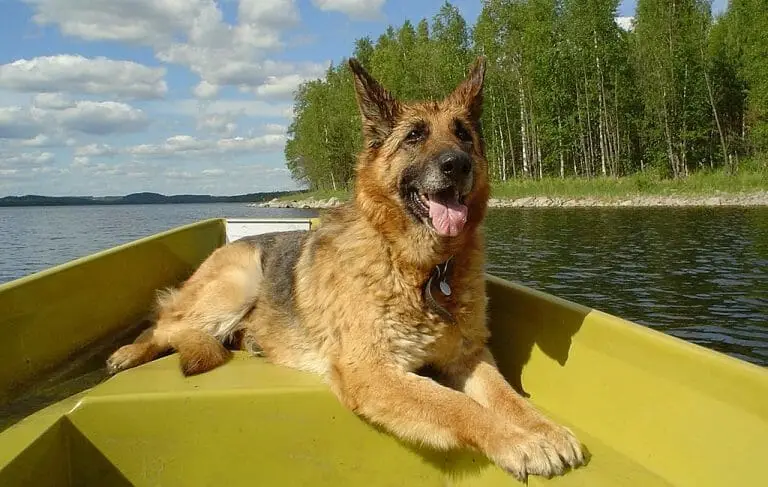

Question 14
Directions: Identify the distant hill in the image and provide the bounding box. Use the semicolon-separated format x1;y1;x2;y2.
0;190;306;207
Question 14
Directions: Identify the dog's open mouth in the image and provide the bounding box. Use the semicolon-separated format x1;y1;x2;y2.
409;187;468;237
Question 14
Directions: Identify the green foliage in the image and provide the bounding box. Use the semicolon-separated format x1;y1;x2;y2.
717;0;768;153
284;0;767;191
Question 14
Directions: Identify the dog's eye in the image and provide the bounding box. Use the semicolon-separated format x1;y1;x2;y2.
454;121;472;143
405;126;426;143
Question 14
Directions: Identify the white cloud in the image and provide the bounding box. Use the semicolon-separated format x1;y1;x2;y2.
193;80;219;99
253;74;308;100
0;55;166;99
78;160;151;178
31;165;69;175
18;134;76;148
615;16;634;32
311;0;385;21
74;143;117;157
72;143;118;166
0;107;43;139
159;53;326;93
71;143;116;167
125;134;285;158
163;170;199;180
26;0;211;46
238;0;299;28
0;94;149;144
69;133;285;169
24;1;327;98
31;98;149;135
171;98;293;119
262;123;287;134
128;135;211;156
0;150;55;169
32;92;74;109
216;134;286;152
197;113;238;135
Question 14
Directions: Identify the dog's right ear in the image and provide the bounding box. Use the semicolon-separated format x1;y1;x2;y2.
348;58;400;148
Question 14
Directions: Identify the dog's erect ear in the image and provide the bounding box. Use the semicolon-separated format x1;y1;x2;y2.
448;56;486;123
348;58;400;148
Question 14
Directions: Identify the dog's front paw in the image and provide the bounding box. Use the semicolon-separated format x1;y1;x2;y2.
488;430;568;482
529;420;585;470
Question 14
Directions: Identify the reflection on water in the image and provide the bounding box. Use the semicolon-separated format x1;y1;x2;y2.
1;203;766;366
484;207;768;366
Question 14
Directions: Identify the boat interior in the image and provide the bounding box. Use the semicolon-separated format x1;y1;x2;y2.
1;218;765;486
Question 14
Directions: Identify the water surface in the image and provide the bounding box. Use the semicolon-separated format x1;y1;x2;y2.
484;207;767;366
1;204;765;366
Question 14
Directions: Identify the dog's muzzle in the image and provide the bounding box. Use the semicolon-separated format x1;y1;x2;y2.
401;150;474;237
436;150;473;190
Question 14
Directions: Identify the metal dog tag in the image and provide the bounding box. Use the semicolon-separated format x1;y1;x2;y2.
439;280;452;296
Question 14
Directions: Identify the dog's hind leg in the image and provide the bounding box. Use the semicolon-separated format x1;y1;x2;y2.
107;241;264;375
106;326;171;374
168;328;232;376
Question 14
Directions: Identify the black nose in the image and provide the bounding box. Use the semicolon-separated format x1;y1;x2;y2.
439;151;472;178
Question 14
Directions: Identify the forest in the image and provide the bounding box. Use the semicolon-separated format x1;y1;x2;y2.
284;0;767;191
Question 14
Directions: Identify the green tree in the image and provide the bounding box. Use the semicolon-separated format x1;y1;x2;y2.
633;0;713;177
284;0;764;190
717;0;768;156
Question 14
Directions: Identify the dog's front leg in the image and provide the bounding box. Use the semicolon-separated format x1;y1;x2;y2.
330;362;570;480
442;347;585;471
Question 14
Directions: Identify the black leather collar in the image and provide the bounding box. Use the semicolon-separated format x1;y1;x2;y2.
423;256;456;323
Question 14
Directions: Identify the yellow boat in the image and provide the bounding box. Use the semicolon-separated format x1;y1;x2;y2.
1;217;766;486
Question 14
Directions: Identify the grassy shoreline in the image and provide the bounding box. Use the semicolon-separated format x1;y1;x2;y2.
270;167;767;207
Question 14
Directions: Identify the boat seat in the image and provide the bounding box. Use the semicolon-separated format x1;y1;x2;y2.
0;352;678;486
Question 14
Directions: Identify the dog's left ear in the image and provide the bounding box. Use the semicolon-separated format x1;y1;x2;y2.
348;58;400;148
448;56;486;123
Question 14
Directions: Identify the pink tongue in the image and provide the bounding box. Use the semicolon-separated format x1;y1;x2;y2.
428;197;468;237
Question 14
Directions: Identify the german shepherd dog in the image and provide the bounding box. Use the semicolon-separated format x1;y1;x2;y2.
107;57;585;481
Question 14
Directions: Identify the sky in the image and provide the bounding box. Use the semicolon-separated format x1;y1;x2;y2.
0;0;729;197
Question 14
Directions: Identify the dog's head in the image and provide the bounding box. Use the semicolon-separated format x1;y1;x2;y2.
349;57;490;248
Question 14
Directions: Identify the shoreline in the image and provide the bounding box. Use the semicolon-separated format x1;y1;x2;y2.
252;191;768;209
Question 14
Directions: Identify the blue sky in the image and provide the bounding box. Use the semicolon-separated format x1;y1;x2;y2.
0;0;729;196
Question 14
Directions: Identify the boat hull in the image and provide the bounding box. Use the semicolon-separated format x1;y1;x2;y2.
1;217;766;486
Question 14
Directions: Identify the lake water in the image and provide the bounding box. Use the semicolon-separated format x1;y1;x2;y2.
1;203;766;366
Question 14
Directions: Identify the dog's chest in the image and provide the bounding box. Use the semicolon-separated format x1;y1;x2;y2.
381;289;469;370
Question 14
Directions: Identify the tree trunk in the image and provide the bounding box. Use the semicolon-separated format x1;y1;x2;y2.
558;115;565;178
536;125;543;179
583;74;595;178
614;70;621;172
681;63;689;177
503;93;516;178
519;81;529;177
594;29;607;177
662;87;678;178
489;88;501;180
498;124;507;182
702;47;729;169
576;84;588;178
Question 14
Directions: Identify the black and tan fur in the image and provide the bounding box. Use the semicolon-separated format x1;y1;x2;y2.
107;57;585;480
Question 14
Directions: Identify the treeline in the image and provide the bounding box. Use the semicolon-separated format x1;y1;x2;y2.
285;0;767;190
0;191;300;207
